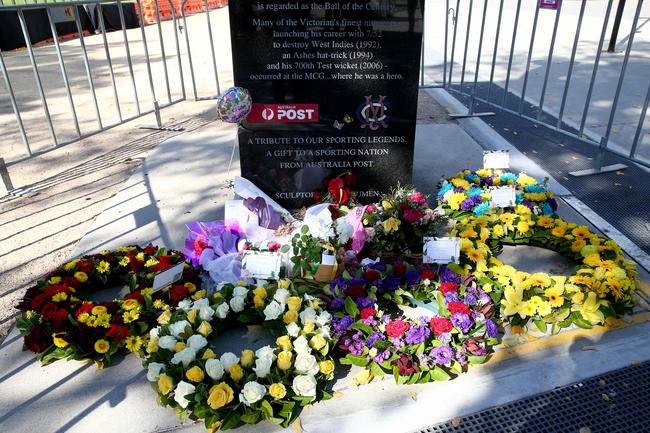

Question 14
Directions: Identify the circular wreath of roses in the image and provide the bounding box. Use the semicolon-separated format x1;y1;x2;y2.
451;211;637;333
16;245;202;366
437;169;558;219
143;281;336;431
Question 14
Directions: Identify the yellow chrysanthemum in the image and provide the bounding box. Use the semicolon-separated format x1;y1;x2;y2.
125;336;143;352
583;254;602;267
536;216;555;228
94;339;110;354
451;178;471;190
516;173;537;186
96;261;110;274
529;273;551;288
460;229;478;239
545;286;565;308
448;192;467;211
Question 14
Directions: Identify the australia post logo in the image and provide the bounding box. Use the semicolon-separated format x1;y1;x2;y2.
247;103;318;123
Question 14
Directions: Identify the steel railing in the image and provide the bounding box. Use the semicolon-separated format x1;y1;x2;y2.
420;0;650;170
0;0;225;170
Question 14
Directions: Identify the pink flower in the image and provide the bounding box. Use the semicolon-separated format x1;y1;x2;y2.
409;192;426;204
403;208;423;223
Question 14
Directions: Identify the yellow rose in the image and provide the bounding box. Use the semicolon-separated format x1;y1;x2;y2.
202;348;216;360
206;420;223;433
52;334;69;348
309;334;326;351
269;383;287;399
146;337;159;353
283;310;298;324
253;295;265;308
276;335;292;351
174;342;186;352
318;360;334;375
158;373;174;395
516;220;530;233
277;350;293;370
230;363;244;381
184;282;197;293
353;369;373;386
207;383;234;409
91;305;107;315
381;200;393;209
94;339;110;354
197;321;213;337
74;271;88;283
286;296;302;311
278;279;291;289
302;322;315;334
192;289;206;300
186;366;205;382
186;309;198;324
241;349;255;367
157;310;172;325
253;287;267;299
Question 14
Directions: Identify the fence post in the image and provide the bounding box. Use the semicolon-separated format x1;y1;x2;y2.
607;0;626;52
0;158;14;196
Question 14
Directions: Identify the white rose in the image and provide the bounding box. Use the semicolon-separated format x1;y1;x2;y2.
173;381;196;408
171;347;197;368
205;358;225;380
199;306;215;321
252;356;273;378
229;296;246;313
293;336;311;355
193;298;210;310
149;327;160;339
255;345;276;361
299;307;318;324
177;299;192;312
158;335;177;350
146;362;165;382
286;322;300;337
169;320;190;337
233;285;249;298
263;300;283;321
294;353;319;375
239;381;266;406
186;334;207;350
273;288;290;305
316;311;332;326
292;374;317;397
318;325;331;338
303;293;315;301
220;352;239;370
215;302;230;319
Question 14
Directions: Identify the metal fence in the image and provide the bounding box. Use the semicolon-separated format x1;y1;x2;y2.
0;0;225;169
420;0;650;171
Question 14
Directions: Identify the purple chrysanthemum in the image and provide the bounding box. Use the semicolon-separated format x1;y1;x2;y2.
484;318;498;338
451;313;474;334
430;346;454;364
405;325;430;345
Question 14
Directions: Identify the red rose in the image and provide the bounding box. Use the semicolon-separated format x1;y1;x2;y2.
328;177;350;204
403;208;423;223
151;255;173;272
393;262;407;277
24;325;51;353
30;293;50;309
124;291;144;303
106;324;131;343
359;307;376;319
170;284;190;304
447;301;471;316
75;303;94;317
77;261;95;274
51;309;70;331
63;276;81;288
143;245;157;256
385;320;410;338
40;302;60;320
346;283;365;299
439;282;459;295
44;284;69;297
429;317;453;335
363;269;381;281
420;269;436;280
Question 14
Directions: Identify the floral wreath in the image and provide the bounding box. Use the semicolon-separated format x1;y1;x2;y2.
437;169;558;219
16;245;202;366
450;211;637;333
143;281;336;431
329;276;498;386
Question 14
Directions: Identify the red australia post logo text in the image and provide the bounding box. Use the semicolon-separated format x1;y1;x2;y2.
247;103;319;123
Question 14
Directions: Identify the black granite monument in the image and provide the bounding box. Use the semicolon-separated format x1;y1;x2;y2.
230;0;424;208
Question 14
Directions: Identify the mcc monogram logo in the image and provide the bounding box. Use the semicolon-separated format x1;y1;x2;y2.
357;95;389;130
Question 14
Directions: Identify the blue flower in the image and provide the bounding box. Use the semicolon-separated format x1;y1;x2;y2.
464;173;479;182
500;173;517;183
466;187;483;197
473;202;490;216
515;193;524;204
524;184;545;193
541;202;553;215
437;183;454;198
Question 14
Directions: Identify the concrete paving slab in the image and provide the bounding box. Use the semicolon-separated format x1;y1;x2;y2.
2;120;650;433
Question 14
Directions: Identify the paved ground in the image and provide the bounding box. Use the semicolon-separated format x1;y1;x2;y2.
421;0;650;164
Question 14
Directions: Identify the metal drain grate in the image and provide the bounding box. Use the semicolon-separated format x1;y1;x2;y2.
417;361;650;433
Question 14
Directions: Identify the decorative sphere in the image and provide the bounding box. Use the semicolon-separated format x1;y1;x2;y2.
217;87;252;123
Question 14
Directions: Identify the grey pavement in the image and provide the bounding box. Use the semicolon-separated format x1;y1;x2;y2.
2;93;650;433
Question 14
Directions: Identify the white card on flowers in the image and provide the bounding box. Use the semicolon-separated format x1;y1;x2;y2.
489;186;516;208
483;150;510;169
241;251;282;279
225;200;257;224
152;262;185;293
423;237;460;264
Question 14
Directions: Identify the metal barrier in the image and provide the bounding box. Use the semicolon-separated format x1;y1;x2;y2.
421;0;650;172
0;0;225;171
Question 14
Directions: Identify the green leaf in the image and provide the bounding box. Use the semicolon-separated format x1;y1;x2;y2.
430;366;451;381
220;411;241;430
280;244;290;253
301;225;309;234
268;416;285;425
240;411;260;424
344;297;360;318
369;362;385;377
279;401;295;417
533;319;547;334
415;343;425;354
406;372;421;384
193;403;212;418
346;354;369;367
573;317;593;329
467;355;488;365
551;322;561;335
351;323;373;334
260;400;274;419
338;357;353;365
